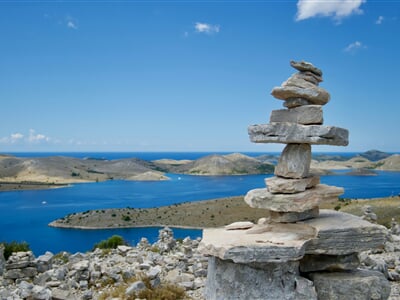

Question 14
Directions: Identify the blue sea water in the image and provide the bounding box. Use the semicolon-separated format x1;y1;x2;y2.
1;152;400;255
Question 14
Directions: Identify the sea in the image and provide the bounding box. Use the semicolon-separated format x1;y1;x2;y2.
1;152;400;256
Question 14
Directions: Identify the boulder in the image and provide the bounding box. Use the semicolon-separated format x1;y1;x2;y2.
244;184;344;212
265;176;320;194
269;207;319;223
248;123;349;146
274;144;311;179
310;269;390;300
270;105;323;125
284;98;312;108
205;257;317;300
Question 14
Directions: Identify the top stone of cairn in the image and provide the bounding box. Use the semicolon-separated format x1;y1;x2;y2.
271;60;329;106
290;60;322;76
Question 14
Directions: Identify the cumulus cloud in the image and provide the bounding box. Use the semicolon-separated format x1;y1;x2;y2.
11;133;24;143
344;41;366;53
28;129;51;143
375;16;384;25
65;16;78;29
296;0;366;21
195;22;220;34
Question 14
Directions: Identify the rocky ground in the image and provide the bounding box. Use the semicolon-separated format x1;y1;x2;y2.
2;223;400;299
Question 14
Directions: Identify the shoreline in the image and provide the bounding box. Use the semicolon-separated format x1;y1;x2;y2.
49;195;400;230
0;182;70;192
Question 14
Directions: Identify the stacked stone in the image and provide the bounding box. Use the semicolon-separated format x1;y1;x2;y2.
199;61;391;300
245;60;348;222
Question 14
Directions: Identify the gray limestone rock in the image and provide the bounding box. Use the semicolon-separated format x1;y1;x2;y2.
199;223;316;263
244;184;344;212
125;281;146;296
282;73;318;89
205;257;317;300
265;175;320;194
270;105;323;125
290;60;322;76
304;210;388;255
310;269;390;300
271;86;330;105
296;71;323;85
269;207;319;223
275;144;312;179
300;253;360;272
0;244;4;276
284;98;312;108
248;123;349;146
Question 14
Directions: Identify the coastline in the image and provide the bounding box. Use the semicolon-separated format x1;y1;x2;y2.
49;195;400;230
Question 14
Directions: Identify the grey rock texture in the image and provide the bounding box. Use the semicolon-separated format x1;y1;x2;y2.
284;98;312;108
304;210;388;255
244;184;344;212
275;144;312;179
310;269;391;300
265;175;320;194
249;123;349;146
270;105;323;125
300;253;360;273
271;85;330;105
269;207;319;223
205;257;317;300
290;60;323;76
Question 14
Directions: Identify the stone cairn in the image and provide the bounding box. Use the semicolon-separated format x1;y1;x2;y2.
199;61;391;299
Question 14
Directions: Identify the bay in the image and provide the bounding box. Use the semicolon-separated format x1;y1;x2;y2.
1;152;400;256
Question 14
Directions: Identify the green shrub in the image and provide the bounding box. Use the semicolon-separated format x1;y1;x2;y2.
93;235;126;250
1;241;30;260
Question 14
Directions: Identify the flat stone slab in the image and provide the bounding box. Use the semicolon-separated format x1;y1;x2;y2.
271;86;330;105
199;210;387;263
265;176;320;194
290;60;322;76
199;223;316;263
270;105;323;125
244;184;344;212
248;123;349;146
303;210;388;255
310;269;390;300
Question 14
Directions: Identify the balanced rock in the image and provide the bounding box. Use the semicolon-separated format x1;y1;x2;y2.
299;253;360;273
283;98;312;108
270;105;323;125
268;207;319;223
249;123;349;146
265;176;320;194
274;144;311;179
271;85;330;105
244;184;344;213
290;60;322;76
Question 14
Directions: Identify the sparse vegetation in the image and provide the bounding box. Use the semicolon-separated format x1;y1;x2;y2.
1;241;30;260
93;235;127;250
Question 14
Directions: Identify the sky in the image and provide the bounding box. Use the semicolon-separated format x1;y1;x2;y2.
0;0;399;153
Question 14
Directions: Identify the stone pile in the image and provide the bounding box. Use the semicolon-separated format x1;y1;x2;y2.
199;61;391;300
0;228;208;300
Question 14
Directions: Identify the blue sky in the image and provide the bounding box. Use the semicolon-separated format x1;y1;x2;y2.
1;0;399;152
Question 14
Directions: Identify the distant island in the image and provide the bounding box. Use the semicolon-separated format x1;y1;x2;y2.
0;150;399;191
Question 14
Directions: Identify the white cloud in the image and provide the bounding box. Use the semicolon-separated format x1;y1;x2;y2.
67;20;78;29
195;22;220;34
296;0;366;21
11;133;24;143
344;41;366;53
28;129;50;143
375;16;384;25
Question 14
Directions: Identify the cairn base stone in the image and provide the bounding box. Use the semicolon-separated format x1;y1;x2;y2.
275;143;311;179
266;175;320;194
205;257;317;300
299;253;360;273
310;269;390;300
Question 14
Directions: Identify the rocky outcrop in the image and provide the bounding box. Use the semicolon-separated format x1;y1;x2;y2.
0;228;207;300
